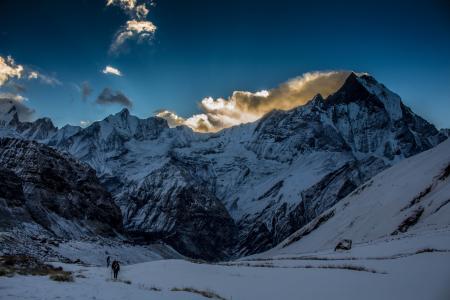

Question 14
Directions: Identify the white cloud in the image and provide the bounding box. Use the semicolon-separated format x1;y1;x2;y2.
157;71;352;132
28;70;61;86
0;55;60;88
27;71;39;80
102;65;123;76
0;93;28;102
110;20;157;54
0;55;24;86
106;1;157;54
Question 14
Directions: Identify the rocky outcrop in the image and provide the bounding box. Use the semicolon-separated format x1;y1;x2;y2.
0;138;122;237
0;168;30;229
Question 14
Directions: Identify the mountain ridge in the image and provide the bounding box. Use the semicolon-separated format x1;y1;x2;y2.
0;73;447;259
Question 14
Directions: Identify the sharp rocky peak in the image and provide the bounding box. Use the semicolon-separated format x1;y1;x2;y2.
116;107;130;117
7;105;17;115
0;105;20;126
325;72;404;121
326;72;376;103
104;108;168;128
33;117;56;128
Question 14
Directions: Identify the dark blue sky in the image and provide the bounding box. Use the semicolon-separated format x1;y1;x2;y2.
0;0;449;128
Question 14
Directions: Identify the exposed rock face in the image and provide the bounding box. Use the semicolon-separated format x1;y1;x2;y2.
325;73;443;157
0;138;122;237
236;156;387;255
0;73;446;259
269;138;450;257
123;158;237;260
0;168;29;229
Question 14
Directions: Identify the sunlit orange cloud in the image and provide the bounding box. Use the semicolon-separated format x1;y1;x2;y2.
156;71;351;132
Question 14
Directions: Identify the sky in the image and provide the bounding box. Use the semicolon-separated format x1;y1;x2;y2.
0;0;449;130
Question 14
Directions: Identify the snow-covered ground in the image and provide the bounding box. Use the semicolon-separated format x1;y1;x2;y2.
50;239;183;266
0;226;183;266
1;229;449;300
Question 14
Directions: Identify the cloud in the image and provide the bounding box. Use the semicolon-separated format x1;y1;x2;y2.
106;0;153;19
27;71;38;79
102;65;123;76
3;81;27;93
1;55;61;87
0;93;35;122
81;81;93;101
110;20;157;54
79;120;92;127
11;83;27;93
107;0;137;12
135;4;149;19
96;87;133;108
107;1;157;54
154;110;186;127
156;71;352;132
28;71;61;86
0;55;24;86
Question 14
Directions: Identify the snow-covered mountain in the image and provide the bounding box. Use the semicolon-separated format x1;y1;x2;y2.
253;137;450;258
0;73;447;259
3;139;450;299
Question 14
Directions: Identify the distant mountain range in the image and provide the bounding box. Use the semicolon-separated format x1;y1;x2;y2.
0;73;447;260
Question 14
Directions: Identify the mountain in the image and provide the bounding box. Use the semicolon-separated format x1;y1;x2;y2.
0;73;446;259
255;137;450;258
0;137;122;237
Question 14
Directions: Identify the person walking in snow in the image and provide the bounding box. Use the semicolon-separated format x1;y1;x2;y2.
106;256;111;268
111;260;120;280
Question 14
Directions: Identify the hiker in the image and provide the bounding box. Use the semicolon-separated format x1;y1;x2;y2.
111;260;120;280
106;256;111;268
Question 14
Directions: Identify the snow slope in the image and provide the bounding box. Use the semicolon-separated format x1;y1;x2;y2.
253;138;450;257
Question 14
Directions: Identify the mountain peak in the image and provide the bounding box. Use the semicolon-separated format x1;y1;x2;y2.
326;72;371;103
312;93;324;102
7;105;17;115
305;93;325;109
118;107;130;116
105;108;133;124
325;73;404;121
346;71;359;81
1;105;20;126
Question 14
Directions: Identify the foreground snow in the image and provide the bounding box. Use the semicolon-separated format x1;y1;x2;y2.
1;229;450;300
